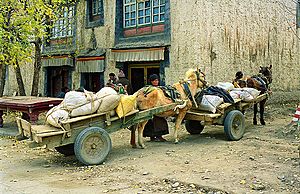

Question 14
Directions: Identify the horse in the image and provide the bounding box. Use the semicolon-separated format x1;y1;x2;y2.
232;65;272;125
133;68;207;148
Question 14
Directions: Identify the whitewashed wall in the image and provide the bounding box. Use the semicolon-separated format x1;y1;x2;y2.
167;0;299;91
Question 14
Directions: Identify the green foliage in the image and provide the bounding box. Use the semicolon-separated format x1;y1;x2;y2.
0;0;77;67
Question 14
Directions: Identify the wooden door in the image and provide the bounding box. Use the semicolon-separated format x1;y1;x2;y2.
128;64;159;92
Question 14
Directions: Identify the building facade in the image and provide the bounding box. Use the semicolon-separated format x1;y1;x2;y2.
4;0;300;96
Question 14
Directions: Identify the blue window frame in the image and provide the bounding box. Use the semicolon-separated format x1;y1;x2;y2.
86;0;104;28
51;6;75;38
123;0;165;28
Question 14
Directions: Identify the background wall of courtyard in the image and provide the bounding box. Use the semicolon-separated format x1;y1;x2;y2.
167;0;299;91
73;0;117;89
4;0;300;96
5;62;42;96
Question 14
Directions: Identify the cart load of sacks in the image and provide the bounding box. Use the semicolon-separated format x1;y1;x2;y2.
46;87;136;128
196;82;261;113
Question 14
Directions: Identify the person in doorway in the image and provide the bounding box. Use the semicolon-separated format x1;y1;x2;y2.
143;74;169;142
117;69;133;95
106;72;118;87
57;86;69;98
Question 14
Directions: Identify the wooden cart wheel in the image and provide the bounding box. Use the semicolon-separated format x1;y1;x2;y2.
55;144;75;156
224;110;245;141
185;120;205;135
74;127;112;165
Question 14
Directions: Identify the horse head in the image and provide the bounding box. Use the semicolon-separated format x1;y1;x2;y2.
259;65;272;86
185;68;207;90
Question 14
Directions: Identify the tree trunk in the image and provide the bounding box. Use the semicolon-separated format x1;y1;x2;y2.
14;61;26;96
31;38;42;96
0;64;6;97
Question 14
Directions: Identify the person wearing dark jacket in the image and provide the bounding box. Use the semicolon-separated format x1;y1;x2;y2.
57;87;69;98
116;70;133;95
143;74;169;142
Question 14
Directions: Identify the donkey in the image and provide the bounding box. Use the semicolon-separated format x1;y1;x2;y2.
233;65;272;125
134;68;207;148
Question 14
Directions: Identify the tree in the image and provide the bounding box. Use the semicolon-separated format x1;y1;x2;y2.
0;0;76;97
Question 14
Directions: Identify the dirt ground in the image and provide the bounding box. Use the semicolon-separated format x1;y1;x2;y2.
0;103;299;194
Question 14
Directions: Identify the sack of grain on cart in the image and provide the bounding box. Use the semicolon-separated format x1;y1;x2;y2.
46;87;121;128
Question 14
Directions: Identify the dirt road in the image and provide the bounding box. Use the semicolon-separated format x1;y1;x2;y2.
0;104;299;194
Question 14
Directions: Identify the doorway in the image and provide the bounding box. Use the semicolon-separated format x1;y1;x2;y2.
128;64;160;92
81;73;104;92
46;67;71;97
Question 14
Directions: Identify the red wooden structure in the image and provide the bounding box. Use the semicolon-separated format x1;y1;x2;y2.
0;96;62;127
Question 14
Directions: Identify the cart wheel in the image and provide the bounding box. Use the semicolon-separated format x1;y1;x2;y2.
185;120;205;135
224;110;245;141
74;127;112;165
55;144;75;156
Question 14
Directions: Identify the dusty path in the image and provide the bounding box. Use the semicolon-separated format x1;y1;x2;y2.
0;104;299;194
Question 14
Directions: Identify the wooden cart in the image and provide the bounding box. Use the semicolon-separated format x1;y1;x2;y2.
16;103;179;165
184;93;268;141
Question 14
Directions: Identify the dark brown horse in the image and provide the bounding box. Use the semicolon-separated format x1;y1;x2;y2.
233;65;272;125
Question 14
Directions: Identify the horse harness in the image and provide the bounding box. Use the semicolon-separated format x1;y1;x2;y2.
142;85;181;102
181;70;207;107
143;70;206;107
235;74;270;93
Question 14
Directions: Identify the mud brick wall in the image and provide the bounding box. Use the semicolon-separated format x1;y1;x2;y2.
74;0;118;86
166;0;299;91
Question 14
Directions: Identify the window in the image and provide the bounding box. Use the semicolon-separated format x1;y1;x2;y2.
86;0;104;28
91;0;103;20
51;6;75;39
124;0;165;28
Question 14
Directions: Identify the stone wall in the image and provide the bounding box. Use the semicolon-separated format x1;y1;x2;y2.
4;0;299;97
167;0;299;91
4;61;43;96
75;0;118;86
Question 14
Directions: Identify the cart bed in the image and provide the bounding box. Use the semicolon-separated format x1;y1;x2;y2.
185;93;268;124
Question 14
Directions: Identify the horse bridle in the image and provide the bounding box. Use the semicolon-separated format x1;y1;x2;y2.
195;70;207;88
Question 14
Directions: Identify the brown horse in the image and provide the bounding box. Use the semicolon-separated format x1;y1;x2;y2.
233;65;272;125
134;69;207;148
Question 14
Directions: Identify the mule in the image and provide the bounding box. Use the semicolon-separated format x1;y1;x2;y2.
134;69;207;148
233;65;272;125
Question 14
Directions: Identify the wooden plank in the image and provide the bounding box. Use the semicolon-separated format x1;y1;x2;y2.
36;131;65;138
135;103;178;119
184;111;222;122
61;112;108;124
109;109;139;122
31;125;61;134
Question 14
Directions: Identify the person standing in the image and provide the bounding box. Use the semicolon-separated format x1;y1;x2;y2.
57;86;69;98
143;74;169;142
106;72;118;86
117;69;133;95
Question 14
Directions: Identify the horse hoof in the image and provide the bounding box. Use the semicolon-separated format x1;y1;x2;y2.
139;144;146;149
253;120;257;125
260;121;266;125
174;139;179;144
131;144;137;149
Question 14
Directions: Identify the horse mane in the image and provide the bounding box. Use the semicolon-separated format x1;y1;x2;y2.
185;68;197;80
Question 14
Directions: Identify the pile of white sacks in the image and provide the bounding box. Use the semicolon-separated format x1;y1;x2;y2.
198;82;261;113
46;87;120;128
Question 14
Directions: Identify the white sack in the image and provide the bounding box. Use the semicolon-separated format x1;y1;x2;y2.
231;88;260;102
230;91;241;99
216;82;234;91
97;94;120;113
70;99;101;117
199;95;224;113
96;87;118;98
62;91;89;109
46;105;69;128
